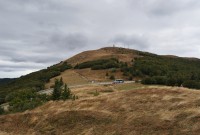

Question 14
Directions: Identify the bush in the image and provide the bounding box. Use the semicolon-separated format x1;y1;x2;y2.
153;76;167;85
142;77;156;84
75;58;120;70
142;76;167;85
91;65;106;70
111;68;116;73
93;90;99;96
128;76;133;80
182;80;200;89
166;78;177;86
110;75;115;80
8;89;50;112
0;107;4;115
106;72;109;76
123;72;129;76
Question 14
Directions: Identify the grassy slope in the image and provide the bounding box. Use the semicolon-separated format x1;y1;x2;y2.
2;47;200;134
1;83;200;135
45;47;139;87
0;47;138;102
3;47;200;102
45;68;126;88
66;47;138;66
45;69;89;88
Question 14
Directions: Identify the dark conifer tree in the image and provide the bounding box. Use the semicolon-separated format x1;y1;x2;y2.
61;84;71;100
52;79;61;100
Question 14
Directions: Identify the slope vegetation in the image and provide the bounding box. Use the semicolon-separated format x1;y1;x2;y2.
49;47;200;90
0;84;200;135
2;46;200;104
66;47;138;66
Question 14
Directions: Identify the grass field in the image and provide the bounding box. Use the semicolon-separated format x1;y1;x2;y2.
45;69;89;88
1;83;200;135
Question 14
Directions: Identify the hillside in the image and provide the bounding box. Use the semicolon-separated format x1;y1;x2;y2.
66;47;139;66
1;47;200;134
45;47;142;88
0;61;72;104
46;47;200;90
0;83;200;134
2;47;200;104
0;78;15;85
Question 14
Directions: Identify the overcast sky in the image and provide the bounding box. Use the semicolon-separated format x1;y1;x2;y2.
1;0;200;78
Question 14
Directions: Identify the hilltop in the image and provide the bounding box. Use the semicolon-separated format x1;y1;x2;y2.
66;47;140;66
45;47;144;88
46;47;200;90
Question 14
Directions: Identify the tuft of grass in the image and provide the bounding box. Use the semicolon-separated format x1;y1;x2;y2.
101;89;114;93
87;90;100;96
94;90;100;96
114;83;145;91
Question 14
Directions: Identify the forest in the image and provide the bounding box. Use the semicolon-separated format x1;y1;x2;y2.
131;52;200;89
0;61;72;104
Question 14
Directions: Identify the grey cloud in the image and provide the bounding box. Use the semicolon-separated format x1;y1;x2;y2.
110;34;149;50
128;0;200;16
46;33;88;51
1;0;200;77
9;56;61;64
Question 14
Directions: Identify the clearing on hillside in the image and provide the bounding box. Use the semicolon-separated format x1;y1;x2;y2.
45;69;89;88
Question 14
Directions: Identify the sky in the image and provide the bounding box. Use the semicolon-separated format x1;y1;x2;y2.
1;0;200;78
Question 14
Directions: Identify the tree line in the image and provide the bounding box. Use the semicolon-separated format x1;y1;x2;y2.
0;62;72;104
131;53;200;89
0;78;76;114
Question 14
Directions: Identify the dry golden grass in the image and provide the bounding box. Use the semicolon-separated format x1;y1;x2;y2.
66;47;139;66
1;83;200;135
46;47;140;88
46;68;128;88
75;68;126;82
45;69;89;88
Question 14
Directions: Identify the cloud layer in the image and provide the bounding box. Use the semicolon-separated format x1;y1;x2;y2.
1;0;200;77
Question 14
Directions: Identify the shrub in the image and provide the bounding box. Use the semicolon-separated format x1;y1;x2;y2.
142;77;156;84
111;68;116;73
153;76;167;85
0;107;4;115
182;80;200;89
91;65;106;70
8;89;50;112
128;76;133;80
110;75;115;80
93;90;99;96
75;58;120;70
106;72;109;76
